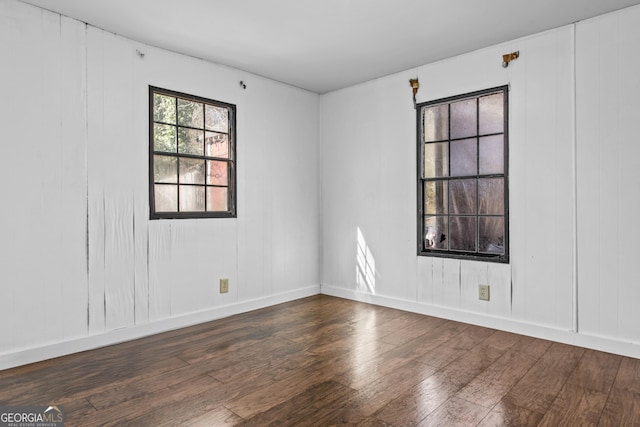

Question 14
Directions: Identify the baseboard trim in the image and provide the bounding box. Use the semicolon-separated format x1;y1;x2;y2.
4;283;638;370
321;285;640;359
0;285;320;371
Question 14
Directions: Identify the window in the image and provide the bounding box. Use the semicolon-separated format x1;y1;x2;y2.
149;86;236;219
417;86;508;262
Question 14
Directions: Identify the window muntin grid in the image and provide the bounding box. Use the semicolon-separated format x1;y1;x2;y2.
150;87;236;219
418;86;508;262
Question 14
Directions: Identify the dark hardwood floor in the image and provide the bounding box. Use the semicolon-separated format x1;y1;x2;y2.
1;295;639;426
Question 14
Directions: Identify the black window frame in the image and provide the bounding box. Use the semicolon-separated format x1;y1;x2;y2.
417;85;509;263
149;86;237;220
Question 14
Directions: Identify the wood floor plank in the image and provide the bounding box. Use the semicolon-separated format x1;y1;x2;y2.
182;406;243;427
61;398;98;422
456;336;550;408
537;383;609;426
121;386;239;427
86;360;220;410
209;347;317;385
612;356;640;394
418;325;495;368
175;327;272;364
223;361;332;419
377;310;437;333
341;361;439;419
598;388;640;426
0;355;191;407
567;349;622;393
379;315;447;346
269;309;357;344
357;304;418;330
227;330;413;420
434;339;510;389
501;342;585;414
416;396;491;427
235;380;353;426
308;330;396;367
476;400;544;427
298;361;438;425
180;332;307;370
375;372;461;426
373;320;473;374
357;416;394;427
337;321;456;390
75;375;224;426
208;352;326;408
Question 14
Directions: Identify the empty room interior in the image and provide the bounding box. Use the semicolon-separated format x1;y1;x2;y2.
2;0;640;425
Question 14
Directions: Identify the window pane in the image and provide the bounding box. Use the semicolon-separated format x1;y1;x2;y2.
479;135;503;175
479;93;504;135
449;216;477;251
425;216;448;250
207;160;228;186
425;181;448;214
423;104;448;142
205;105;229;133
205;132;229;158
450;98;477;139
154;184;177;212
179;158;205;184
423;142;448;178
153;93;175;124
151;87;236;219
154;155;177;183
450;179;477;214
179;185;205;211
207;186;228;212
178;128;204;155
418;87;507;260
154;124;177;153
479;217;505;254
450;138;477;176
478;178;504;215
177;99;204;128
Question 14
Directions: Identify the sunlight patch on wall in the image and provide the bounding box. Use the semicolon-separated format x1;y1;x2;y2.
356;227;376;294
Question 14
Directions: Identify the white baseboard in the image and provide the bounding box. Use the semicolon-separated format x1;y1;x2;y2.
321;284;640;360
0;285;320;371
4;283;638;371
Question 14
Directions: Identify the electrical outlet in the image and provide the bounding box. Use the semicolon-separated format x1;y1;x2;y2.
220;278;229;294
479;284;490;301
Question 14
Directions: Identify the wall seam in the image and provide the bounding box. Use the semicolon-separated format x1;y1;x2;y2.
318;95;324;289
571;22;579;333
84;22;90;335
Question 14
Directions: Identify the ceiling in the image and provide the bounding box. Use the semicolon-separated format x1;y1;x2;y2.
17;0;640;93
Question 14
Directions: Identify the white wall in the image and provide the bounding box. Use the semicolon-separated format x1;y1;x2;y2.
2;0;640;369
0;0;320;369
321;6;640;358
576;6;640;344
